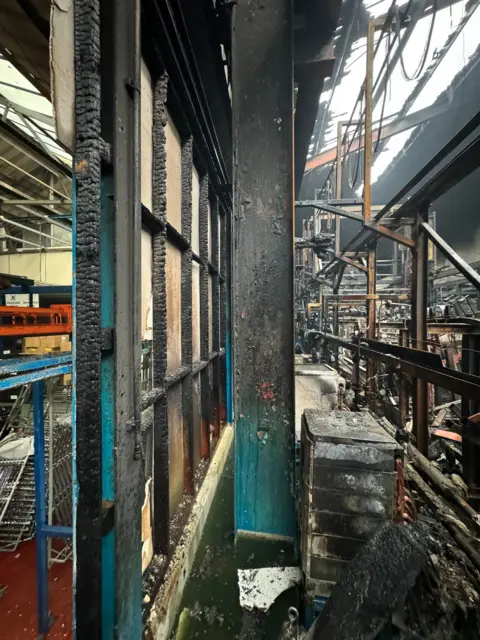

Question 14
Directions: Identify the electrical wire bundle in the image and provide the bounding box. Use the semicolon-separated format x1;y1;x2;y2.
316;0;440;197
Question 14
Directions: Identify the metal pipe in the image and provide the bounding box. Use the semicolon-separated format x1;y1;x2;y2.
422;221;480;290
412;209;429;455
0;232;46;249
1;199;71;206
364;19;377;411
33;380;49;635
0;247;71;254
0;181;72;232
399;328;409;429
0;216;71;246
0;156;69;201
0;127;65;179
47;381;54;568
335;121;342;254
366;247;377;410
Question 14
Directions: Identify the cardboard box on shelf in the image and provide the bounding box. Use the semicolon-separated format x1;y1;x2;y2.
23;337;41;349
22;335;71;355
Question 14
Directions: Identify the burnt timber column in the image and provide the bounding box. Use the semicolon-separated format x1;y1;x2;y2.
233;0;295;538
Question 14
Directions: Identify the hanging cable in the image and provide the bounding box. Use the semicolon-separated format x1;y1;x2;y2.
394;0;438;82
375;28;391;152
317;0;399;196
347;90;364;188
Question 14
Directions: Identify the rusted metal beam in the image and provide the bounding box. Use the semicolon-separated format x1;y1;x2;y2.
421;221;480;290
318;331;480;400
305;102;449;172
379;321;480;335
399;328;409;430
335;121;343;254
295;200;363;222
365;221;415;249
335;253;368;272
375;111;480;223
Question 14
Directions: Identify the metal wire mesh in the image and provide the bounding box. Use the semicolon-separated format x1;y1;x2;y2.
0;383;73;557
0;456;35;552
49;422;73;564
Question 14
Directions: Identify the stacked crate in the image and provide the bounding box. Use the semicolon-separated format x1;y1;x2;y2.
300;409;401;602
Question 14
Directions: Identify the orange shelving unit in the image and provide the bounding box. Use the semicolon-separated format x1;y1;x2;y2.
0;304;72;336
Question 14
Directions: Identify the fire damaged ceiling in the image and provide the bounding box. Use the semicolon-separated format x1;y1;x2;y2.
293;0;342;196
0;0;50;99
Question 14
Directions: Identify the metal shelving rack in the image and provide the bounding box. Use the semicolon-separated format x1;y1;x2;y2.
0;354;72;634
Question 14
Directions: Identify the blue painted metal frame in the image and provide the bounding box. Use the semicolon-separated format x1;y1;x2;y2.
0;354;72;375
0;304;74;635
33;381;49;635
0;364;72;392
32;377;74;637
0;286;72;295
101;174;116;638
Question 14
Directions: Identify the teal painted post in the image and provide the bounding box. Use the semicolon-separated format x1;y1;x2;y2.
100;175;115;638
232;0;295;538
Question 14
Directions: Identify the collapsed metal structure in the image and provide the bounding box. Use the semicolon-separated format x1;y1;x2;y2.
295;12;480;509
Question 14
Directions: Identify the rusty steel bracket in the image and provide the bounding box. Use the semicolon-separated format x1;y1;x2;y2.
335;253;368;272
364;221;415;248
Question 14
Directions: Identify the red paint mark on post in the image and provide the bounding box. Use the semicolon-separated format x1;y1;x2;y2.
259;382;275;402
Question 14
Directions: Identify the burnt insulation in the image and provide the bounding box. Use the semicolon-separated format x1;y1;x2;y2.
309;521;431;640
73;0;103;634
152;72;169;555
309;519;480;640
199;174;211;458
181;137;194;493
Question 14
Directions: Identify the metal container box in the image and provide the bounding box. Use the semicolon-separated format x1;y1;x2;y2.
295;363;341;439
300;409;401;600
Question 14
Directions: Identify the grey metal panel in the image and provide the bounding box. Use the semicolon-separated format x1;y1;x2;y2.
309;533;366;561
307;555;350;583
311;487;394;519
314;441;397;472
309;466;396;500
305;577;335;599
308;511;388;541
303;409;398;445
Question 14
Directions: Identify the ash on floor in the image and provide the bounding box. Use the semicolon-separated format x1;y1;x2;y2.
170;455;300;640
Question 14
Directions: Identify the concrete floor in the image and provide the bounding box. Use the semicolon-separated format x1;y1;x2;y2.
0;539;72;639
171;454;300;640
